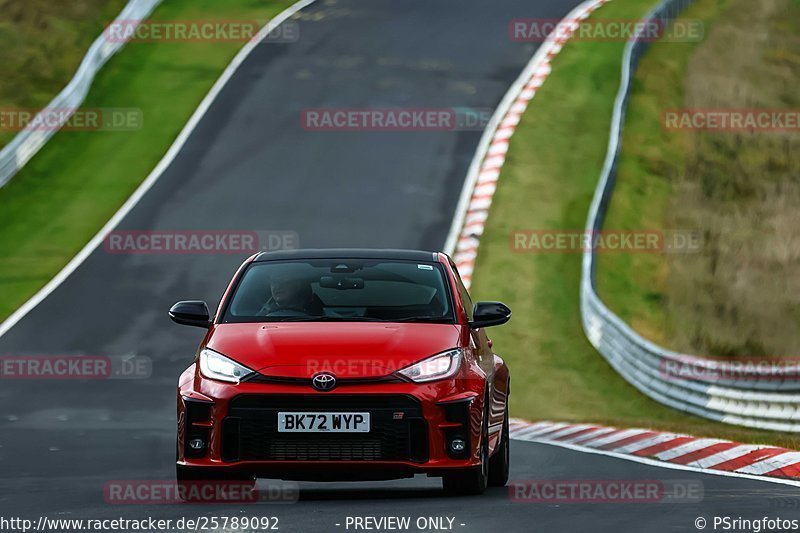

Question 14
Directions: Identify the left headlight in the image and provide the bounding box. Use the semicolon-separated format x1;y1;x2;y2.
199;348;254;383
396;349;463;383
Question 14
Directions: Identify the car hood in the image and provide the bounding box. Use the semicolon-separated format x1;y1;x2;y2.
206;322;463;378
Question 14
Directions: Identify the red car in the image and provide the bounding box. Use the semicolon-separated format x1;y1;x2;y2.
171;249;511;494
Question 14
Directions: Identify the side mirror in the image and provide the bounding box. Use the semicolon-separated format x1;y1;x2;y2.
169;301;211;328
469;301;511;329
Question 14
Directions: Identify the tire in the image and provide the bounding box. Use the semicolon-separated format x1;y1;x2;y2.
176;464;257;502
488;404;510;487
442;404;489;496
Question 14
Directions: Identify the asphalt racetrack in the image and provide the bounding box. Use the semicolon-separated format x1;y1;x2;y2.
1;1;799;531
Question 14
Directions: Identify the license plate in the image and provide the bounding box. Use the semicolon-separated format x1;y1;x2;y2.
277;412;370;433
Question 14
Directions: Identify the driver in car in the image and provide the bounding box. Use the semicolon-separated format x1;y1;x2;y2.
258;271;324;316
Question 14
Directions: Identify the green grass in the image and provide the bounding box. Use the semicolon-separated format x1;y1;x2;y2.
0;0;294;321
0;0;129;147
470;0;800;448
594;0;730;348
598;0;800;358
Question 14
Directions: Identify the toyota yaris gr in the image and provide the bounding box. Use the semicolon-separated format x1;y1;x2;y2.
171;249;511;494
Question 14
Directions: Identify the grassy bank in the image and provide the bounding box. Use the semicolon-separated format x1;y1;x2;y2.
0;0;294;321
470;0;800;448
0;0;128;147
598;0;800;358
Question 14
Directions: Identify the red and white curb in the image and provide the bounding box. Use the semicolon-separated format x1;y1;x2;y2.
511;419;800;483
445;0;613;288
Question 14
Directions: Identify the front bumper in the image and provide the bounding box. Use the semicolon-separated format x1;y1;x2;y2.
177;366;485;480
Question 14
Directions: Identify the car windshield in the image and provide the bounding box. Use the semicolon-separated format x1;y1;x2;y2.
223;259;455;323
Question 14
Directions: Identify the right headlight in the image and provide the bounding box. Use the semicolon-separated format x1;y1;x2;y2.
198;348;254;383
396;349;463;383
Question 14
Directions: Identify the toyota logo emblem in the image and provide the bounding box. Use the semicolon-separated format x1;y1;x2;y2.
312;373;336;391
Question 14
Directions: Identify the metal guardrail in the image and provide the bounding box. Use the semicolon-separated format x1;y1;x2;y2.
580;0;800;432
0;0;163;189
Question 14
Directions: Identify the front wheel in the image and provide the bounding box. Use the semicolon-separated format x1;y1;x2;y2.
488;405;510;487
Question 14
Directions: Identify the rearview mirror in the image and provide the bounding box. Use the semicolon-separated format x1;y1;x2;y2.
319;276;365;290
169;301;211;328
469;301;511;329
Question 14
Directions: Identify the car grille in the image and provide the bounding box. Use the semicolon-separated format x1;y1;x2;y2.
221;395;428;463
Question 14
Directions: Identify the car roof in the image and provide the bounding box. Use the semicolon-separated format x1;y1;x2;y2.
253;248;441;262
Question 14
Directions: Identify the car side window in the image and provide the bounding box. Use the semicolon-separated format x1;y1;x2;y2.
450;263;474;321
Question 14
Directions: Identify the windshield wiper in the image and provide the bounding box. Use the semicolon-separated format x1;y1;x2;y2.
263;315;452;323
390;316;453;323
265;315;385;322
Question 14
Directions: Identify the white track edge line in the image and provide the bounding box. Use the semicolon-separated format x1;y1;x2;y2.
512;436;800;489
0;0;320;340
